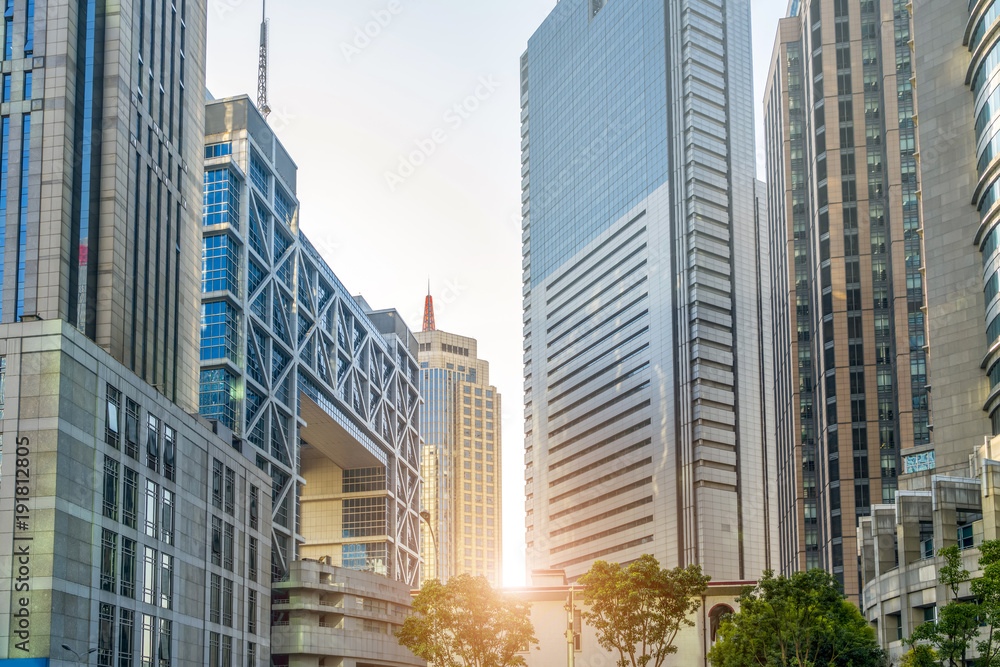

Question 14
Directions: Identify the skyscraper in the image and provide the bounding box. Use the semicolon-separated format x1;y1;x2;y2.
201;95;423;587
520;0;776;583
416;291;502;586
764;0;930;597
0;0;206;413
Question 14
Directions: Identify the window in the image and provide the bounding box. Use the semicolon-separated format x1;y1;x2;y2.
959;524;976;550
223;578;234;627
249;151;269;194
221;635;231;667
224;523;235;571
343;467;385;493
125;399;140;459
249;486;259;530
342;542;388;576
121;537;137;598
123;467;138;529
142;546;157;605
157;620;171;667
2;73;9;102
118;608;134;667
249;536;258;582
209;632;220;667
162;426;175;482
212;516;223;566
210;573;221;623
103;457;119;520
100;529;117;592
146;415;160;472
140;614;155;667
98;603;115;667
225;467;235;515
213;459;224;509
274;187;295;227
247;643;256;667
205;142;233;159
144;480;159;538
342;497;386;538
203;168;241;228
200;369;238;430
248;589;257;633
159;553;173;609
202;235;241;295
201;301;240;362
106;385;122;448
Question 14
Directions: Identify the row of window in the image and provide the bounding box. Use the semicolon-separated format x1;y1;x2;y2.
96;604;169;667
105;385;176;482
99;528;172;609
103;456;175;544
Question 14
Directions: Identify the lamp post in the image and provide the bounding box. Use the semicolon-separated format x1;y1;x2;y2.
419;509;440;582
61;644;98;665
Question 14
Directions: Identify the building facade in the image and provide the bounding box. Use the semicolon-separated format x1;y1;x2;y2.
415;293;502;586
200;96;422;587
270;559;423;667
0;321;273;665
519;0;776;584
763;0;930;597
0;0;206;413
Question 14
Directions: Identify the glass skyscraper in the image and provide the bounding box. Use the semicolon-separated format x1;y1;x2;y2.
521;0;776;585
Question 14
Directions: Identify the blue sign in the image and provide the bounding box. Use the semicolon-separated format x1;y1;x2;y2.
0;660;49;666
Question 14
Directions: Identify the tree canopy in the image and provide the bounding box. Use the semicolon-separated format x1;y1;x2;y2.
707;569;886;667
578;554;710;667
395;573;537;667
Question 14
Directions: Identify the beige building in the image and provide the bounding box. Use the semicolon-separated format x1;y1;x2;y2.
859;444;1000;660
507;570;748;667
763;0;930;599
415;292;502;586
271;559;423;667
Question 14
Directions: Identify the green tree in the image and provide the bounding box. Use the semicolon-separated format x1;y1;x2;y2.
907;546;979;667
974;540;1000;666
898;645;937;667
395;573;537;667
706;569;886;667
578;554;710;667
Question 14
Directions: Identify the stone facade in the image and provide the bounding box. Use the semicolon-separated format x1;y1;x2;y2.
270;559;422;667
0;320;272;664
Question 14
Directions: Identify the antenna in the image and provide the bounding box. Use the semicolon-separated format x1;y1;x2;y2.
257;0;271;119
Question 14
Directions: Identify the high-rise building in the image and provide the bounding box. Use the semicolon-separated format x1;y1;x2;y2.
415;291;502;586
201;95;423;587
0;0;206;413
763;0;930;597
520;0;776;584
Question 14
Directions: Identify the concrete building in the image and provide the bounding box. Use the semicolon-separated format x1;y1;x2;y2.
0;0;207;413
763;0;930;598
520;0;777;587
415;292;502;586
201;95;423;587
858;445;1000;660
507;570;749;667
0;321;273;665
269;559;422;667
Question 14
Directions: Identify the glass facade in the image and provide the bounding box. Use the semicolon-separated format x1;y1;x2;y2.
201;301;240;364
204;168;241;229
522;0;668;286
202;235;241;295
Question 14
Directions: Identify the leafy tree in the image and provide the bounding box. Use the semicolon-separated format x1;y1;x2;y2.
898;645;937;667
395;573;537;667
907;546;979;667
578;554;710;667
974;540;1000;666
706;569;886;667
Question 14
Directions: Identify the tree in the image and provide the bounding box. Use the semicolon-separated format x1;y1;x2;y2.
907;546;979;667
395;573;537;667
898;645;937;667
707;569;886;667
578;554;710;667
974;540;1000;666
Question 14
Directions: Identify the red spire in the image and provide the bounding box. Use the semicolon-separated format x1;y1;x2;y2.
422;282;436;332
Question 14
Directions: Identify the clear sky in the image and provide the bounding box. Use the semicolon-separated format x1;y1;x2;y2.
206;0;788;587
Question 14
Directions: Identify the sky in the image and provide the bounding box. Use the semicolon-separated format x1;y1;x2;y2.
206;0;789;587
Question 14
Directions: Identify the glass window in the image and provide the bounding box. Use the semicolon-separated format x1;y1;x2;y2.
121;537;136;598
203;168;241;229
123;467;138;529
103;457;119;521
118;608;134;667
249;151;269;194
160;553;172;609
141;547;157;605
146;414;159;472
163;426;175;482
140;614;155;667
212;459;224;509
98;603;115;667
161;489;174;545
22;71;28;100
222;578;233;626
100;529;117;592
125;399;140;459
210;573;221;623
342;497;387;538
224;467;235;515
224;522;234;571
211;516;223;566
202;235;241;295
200;369;239;430
157;619;171;667
144;480;158;538
205;142;233;159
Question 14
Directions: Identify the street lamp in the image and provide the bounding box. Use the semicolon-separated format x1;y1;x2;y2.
419;509;440;582
61;644;98;665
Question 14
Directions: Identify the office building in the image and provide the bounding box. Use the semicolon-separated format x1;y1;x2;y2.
201;95;423;587
0;321;273;665
763;0;931;597
520;0;777;585
0;0;207;413
415;292;502;586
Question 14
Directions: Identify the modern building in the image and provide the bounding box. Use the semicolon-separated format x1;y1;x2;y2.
858;447;1000;659
763;0;931;598
0;320;273;665
0;0;207;414
270;559;423;667
415;291;502;586
200;95;423;587
520;0;777;586
507;569;750;667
